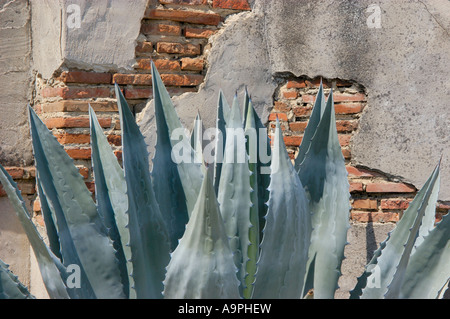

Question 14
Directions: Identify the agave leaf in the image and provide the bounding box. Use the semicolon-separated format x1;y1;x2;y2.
252;119;311;299
297;90;351;299
0;259;34;299
28;106;124;299
36;177;62;261
217;96;252;296
89;106;132;298
294;80;326;171
399;170;450;298
242;86;250;128
163;166;240;299
214;90;230;191
242;98;271;298
354;163;440;299
150;61;203;217
115;84;170;299
0;163;68;299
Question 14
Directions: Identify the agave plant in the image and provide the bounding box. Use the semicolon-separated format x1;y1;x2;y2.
0;62;449;299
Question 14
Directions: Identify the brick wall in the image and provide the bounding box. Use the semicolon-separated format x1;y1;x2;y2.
1;0;448;227
269;76;449;224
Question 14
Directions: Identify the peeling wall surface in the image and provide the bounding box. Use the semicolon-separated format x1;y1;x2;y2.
139;0;450;199
0;0;33;166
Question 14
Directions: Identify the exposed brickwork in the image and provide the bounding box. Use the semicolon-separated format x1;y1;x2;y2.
268;76;448;224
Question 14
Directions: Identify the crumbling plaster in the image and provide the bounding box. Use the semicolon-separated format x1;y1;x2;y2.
139;0;450;199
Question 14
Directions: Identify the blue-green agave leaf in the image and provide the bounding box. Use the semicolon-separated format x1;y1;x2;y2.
89;106;132;298
297;90;351;299
163;166;240;299
242;86;250;128
353;163;440;299
150;61;203;217
0;163;68;299
217;96;253;297
115;84;170;299
213;90;230;191
294;80;326;171
36;177;62;261
252;119;311;299
28;106;124;299
0;259;34;299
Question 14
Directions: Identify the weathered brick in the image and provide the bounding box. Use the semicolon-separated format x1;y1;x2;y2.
65;148;92;160
351;211;399;223
78;166;90;179
336;120;358;133
136;41;153;54
146;9;221;26
156;42;201;55
284;135;302;147
212;0;251;10
289;122;308;132
33;198;41;212
342;148;351;159
136;58;181;72
268;113;288;121
352;199;378;210
160;0;207;5
41;87;112;99
180;57;204;71
5;167;24;179
184;27;216;38
274;101;290;112
283;90;298;99
335;103;363;114
346;165;380;177
107;134;122;146
59;71;112;84
113;74;153;85
305;78;330;88
333;93;366;102
286;80;306;89
380;199;412;210
366;182;416;193
40;101;117;113
124;88;152;99
160;74;204;86
141;22;182;36
292;106;312;117
339;134;351;147
54;133;91;144
44;117;111;129
350;182;364;193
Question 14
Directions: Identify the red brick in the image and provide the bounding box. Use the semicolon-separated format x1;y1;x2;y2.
351;211;399;223
287;80;306;89
5;167;24;179
156;42;201;55
78;167;90;179
289;122;308;132
333;93;366;102
44;117;111;129
350;182;363;193
136;59;181;72
113;74;153;85
339;134;351;147
366;182;416;193
107;135;122;146
184;27;216;38
336;120;358;133
268;113;288;121
180;57;204;71
284;135;302;147
136;41;153;54
124;88;152;99
283;90;298;99
212;0;251;10
292;106;312;117
40;101;117;113
33;198;41;212
342;148;351;160
54;133;91;144
352;199;378;210
59;71;112;84
335;79;353;87
380;199;412;210
65;148;92;160
335;103;363;114
302;95;315;103
160;74;204;86
305;78;330;88
274;101;290;112
159;0;207;5
141;22;182;36
41;87;112;99
146;9;221;26
346;166;381;177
